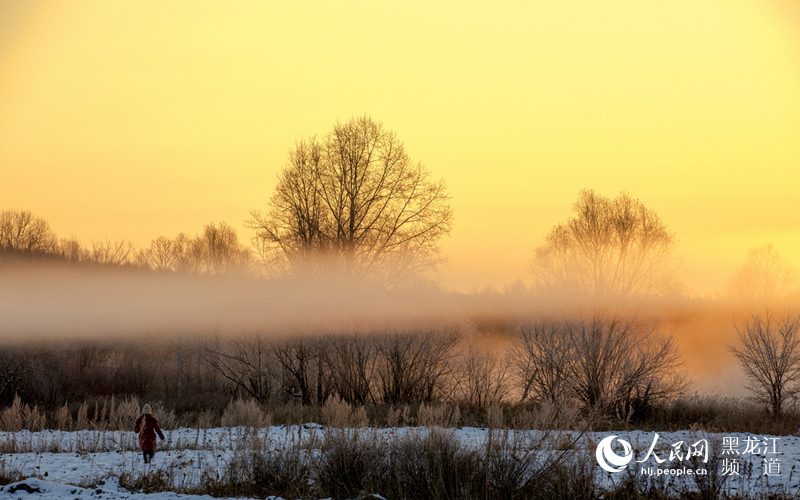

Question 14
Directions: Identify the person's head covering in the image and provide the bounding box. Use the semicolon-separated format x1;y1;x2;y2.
142;404;152;415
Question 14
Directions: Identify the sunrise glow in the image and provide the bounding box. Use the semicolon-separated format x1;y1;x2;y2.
1;0;798;293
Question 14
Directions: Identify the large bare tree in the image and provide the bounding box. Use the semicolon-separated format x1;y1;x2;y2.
531;190;678;298
204;335;277;401
248;116;453;286
729;313;800;417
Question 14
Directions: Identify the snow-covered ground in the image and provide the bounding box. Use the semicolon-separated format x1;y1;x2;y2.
1;426;798;499
0;477;254;500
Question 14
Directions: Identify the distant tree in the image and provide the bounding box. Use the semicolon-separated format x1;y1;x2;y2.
727;244;799;302
248;115;453;286
88;238;135;266
135;225;251;275
136;234;191;271
531;190;679;298
729;313;800;417
57;237;88;262
0;209;58;255
188;222;252;275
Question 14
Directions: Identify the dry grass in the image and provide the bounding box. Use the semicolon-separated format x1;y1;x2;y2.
1;393;799;438
220;398;269;428
0;458;24;486
639;396;800;435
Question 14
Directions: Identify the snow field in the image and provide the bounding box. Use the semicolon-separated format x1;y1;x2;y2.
1;426;799;499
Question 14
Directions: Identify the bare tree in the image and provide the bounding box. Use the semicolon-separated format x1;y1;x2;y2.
0;209;58;255
136;234;190;271
567;318;684;416
205;336;277;401
187;222;252;275
727;244;799;303
531;190;679;298
57;237;88;262
321;334;379;405
511;317;684;416
107;343;158;396
271;337;328;406
729;313;800;417
89;238;135;265
0;348;28;406
248;115;453;287
512;321;573;404
376;328;460;404
16;343;71;407
454;338;510;410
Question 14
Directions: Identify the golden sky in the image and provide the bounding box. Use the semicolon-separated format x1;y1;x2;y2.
1;0;799;293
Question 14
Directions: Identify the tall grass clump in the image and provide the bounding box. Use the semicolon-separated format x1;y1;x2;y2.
389;428;482;500
220;398;269;428
321;398;368;428
0;396;46;432
0;396;23;432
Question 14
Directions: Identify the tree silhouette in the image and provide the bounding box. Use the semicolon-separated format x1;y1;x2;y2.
136;224;251;275
248;115;453;286
531;190;678;298
0;209;58;255
188;222;252;275
136;235;190;271
729;313;800;417
89;238;135;266
512;317;684;416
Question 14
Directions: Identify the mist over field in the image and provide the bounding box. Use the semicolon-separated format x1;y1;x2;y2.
4;255;793;398
0;260;456;339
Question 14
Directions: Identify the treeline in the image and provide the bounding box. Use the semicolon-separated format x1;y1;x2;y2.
0;209;253;275
0;318;684;422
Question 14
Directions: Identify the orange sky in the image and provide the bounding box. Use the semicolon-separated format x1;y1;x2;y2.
1;0;799;293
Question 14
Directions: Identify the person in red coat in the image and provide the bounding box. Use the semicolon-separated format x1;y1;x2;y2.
134;404;165;464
